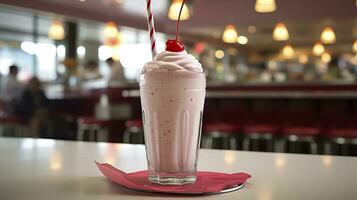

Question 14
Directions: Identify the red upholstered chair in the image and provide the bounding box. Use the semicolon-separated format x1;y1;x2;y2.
202;100;248;150
77;117;111;142
324;128;357;156
123;119;144;144
279;101;321;154
202;101;220;123
242;100;286;152
0;115;26;137
202;122;240;149
321;100;357;155
0;100;27;137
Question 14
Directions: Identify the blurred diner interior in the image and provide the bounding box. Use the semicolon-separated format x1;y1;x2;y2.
0;0;356;156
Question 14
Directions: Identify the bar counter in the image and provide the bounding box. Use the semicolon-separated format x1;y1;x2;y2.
45;82;357;100
43;82;357;144
0;137;356;200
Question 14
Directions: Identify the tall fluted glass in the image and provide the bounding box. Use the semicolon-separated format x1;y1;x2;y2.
140;71;205;185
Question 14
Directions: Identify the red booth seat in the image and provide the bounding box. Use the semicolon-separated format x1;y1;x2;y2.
204;122;240;133
325;128;357;139
282;126;320;137
243;124;280;134
125;119;143;128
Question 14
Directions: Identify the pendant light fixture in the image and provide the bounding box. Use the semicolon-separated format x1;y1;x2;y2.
168;0;190;21
320;26;336;44
298;54;308;64
352;40;357;53
104;21;118;39
255;0;277;13
222;24;238;43
237;36;248;45
312;42;325;56
215;50;225;59
321;52;331;63
282;44;294;58
48;20;65;40
273;23;289;41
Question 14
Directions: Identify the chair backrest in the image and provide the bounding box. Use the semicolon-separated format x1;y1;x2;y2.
287;100;319;126
320;100;352;128
203;100;220;123
352;100;357;126
220;99;251;123
251;99;287;126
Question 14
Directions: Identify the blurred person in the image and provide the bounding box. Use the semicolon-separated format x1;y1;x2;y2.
1;65;24;103
106;57;126;84
79;60;102;81
15;77;50;137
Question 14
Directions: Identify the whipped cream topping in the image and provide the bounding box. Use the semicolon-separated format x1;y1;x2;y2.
142;50;203;73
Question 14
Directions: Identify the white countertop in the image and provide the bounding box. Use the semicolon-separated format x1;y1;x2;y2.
0;137;356;200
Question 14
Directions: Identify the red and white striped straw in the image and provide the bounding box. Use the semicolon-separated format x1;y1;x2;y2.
146;0;157;59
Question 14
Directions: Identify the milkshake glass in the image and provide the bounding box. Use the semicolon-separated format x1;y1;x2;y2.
140;50;206;185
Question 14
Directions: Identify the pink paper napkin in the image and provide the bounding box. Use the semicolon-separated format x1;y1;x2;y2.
96;162;251;194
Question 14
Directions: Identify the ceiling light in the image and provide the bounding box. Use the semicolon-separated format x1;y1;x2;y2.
222;24;238;43
321;52;331;63
298;54;308;64
116;31;123;44
168;0;190;21
320;26;336;44
104;21;118;39
273;23;289;41
353;40;357;53
313;42;325;56
237;36;248;45
282;45;294;58
104;31;123;47
48;20;65;40
255;0;276;13
215;50;225;59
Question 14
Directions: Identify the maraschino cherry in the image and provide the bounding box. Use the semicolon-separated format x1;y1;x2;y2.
165;0;186;52
166;40;185;52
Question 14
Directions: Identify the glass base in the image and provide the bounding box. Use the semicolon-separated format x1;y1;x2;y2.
148;174;196;185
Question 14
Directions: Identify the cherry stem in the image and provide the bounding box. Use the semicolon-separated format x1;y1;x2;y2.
175;0;186;41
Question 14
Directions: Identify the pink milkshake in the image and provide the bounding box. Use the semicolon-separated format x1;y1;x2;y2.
140;50;206;185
